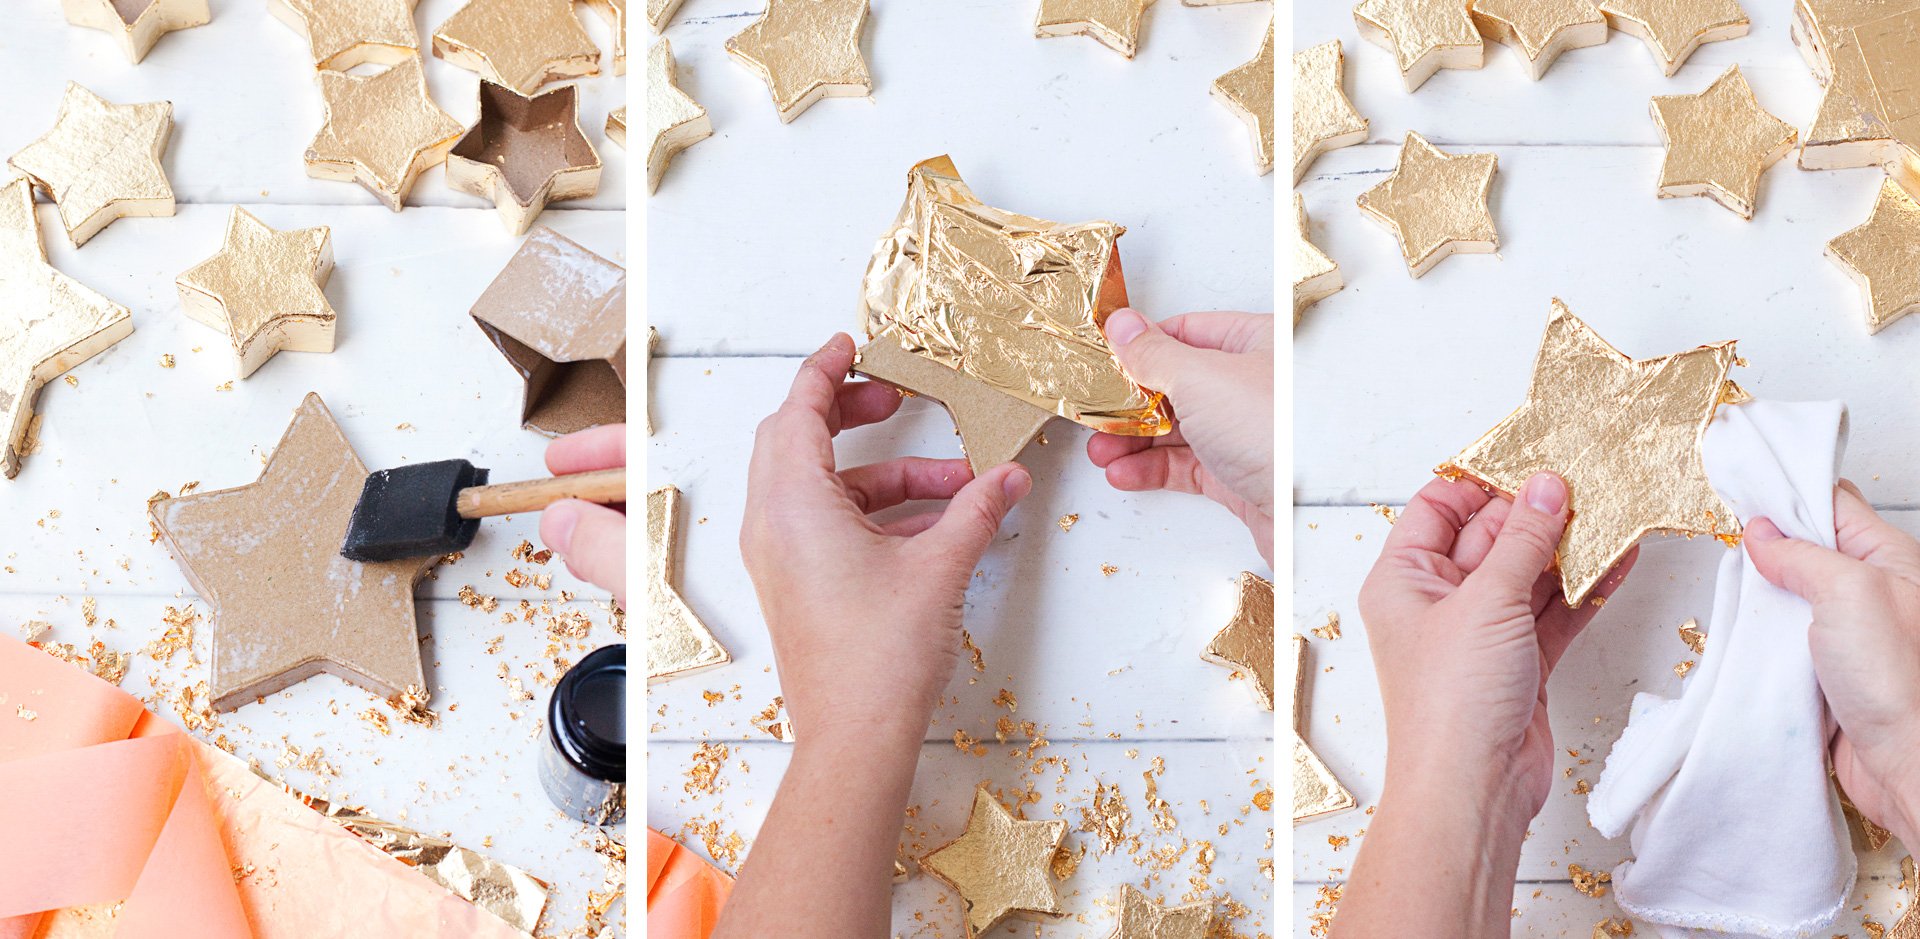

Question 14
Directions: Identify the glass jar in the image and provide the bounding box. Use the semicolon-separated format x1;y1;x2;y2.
539;643;625;825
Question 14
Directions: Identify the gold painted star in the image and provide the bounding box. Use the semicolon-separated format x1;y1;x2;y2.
1471;0;1608;79
305;56;464;211
606;107;627;148
1600;0;1749;76
1291;635;1356;823
1794;0;1920;194
9;83;175;248
1353;0;1484;92
1294;195;1342;324
1036;0;1154;59
1651;65;1797;219
646;39;711;193
59;0;208;63
1107;885;1210;939
175;208;336;380
727;0;871;122
647;486;730;683
581;0;627;74
647;0;684;32
1356;131;1498;277
269;0;421;71
432;0;601;94
1203;572;1274;709
1446;300;1743;605
1212;18;1274;175
921;787;1068;937
150;394;435;711
1293;39;1369;184
1827;178;1920;335
0;177;132;480
446;82;602;234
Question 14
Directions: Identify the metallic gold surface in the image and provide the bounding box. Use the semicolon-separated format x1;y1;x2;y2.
1293;193;1341;324
1292;635;1355;824
1793;0;1920;194
1353;0;1484;92
606;107;627;149
1471;0;1608;79
647;39;711;193
432;0;601;94
59;0;208;63
1212;18;1274;175
1600;0;1750;76
1035;0;1153;58
1444;300;1742;605
1651;65;1797;219
306;56;464;211
1827;178;1920;334
647;485;730;684
920;787;1068;937
647;0;684;32
1107;884;1209;939
1203;572;1274;710
1293;39;1369;184
1894;855;1920;939
0;177;132;480
857;155;1169;437
175;208;336;379
1356;131;1498;278
269;0;421;70
726;0;871;122
582;0;626;73
9;83;175;248
299;793;550;933
447;82;602;235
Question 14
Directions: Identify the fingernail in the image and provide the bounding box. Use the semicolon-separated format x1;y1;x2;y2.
1523;472;1566;515
1747;517;1782;542
1002;465;1032;501
543;501;581;553
1105;309;1147;348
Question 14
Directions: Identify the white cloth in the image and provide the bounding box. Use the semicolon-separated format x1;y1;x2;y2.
1586;400;1853;939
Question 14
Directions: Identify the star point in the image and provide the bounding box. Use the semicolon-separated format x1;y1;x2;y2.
921;787;1068;937
1294;195;1341;324
432;0;601;94
176;209;337;380
1827;178;1920;335
1202;572;1275;709
447;82;602;234
1212;18;1274;175
58;0;208;63
646;39;712;193
1600;0;1749;76
1651;65;1797;219
1471;0;1608;79
1353;0;1484;92
1036;0;1154;59
1356;131;1499;277
1293;39;1369;184
727;0;871;122
1107;884;1210;939
1292;634;1356;823
9;83;176;248
305;56;464;211
647;486;730;683
269;0;420;70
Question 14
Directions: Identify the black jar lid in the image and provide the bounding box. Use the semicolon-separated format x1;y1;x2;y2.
549;643;625;781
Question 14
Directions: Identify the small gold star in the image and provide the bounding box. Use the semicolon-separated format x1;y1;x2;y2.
1651;65;1797;219
1292;634;1355;823
1356;131;1498;278
1353;0;1484;92
1827;178;1920;335
432;0;601;94
9;83;175;248
921;787;1068;936
1107;884;1210;939
1600;0;1748;76
726;0;871;122
58;0;208;63
1470;0;1608;79
175;208;336;379
1203;572;1275;709
446;82;602;234
1293;39;1369;184
1294;194;1341;324
646;39;711;193
1036;0;1153;59
648;486;730;682
305;56;464;211
1795;0;1920;195
1212;19;1274;175
269;0;419;70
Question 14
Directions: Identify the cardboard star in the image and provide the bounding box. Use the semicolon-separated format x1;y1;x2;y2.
0;177;132;480
1291;635;1356;823
1600;0;1749;76
1652;65;1797;219
1293;39;1369;184
470;227;627;436
1353;0;1484;92
1212;18;1274;175
1794;0;1920;194
1107;885;1210;939
1356;131;1499;277
646;39;711;193
856;332;1057;475
1471;0;1608;79
726;0;871;122
432;0;600;94
1035;0;1153;58
269;0;421;70
921;787;1068;937
1827;178;1920;335
58;0;208;63
581;0;626;74
9;83;175;248
1446;300;1743;605
175;208;337;379
1202;572;1274;709
1293;194;1341;324
447;82;601;235
646;0;684;32
305;56;464;212
646;486;729;683
149;394;434;711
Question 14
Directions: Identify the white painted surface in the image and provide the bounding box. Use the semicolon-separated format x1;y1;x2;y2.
3;2;628;934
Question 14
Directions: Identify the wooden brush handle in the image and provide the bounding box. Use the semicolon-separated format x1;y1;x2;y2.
456;468;626;519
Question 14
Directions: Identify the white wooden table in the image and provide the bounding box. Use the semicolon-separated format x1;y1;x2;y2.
2;2;627;935
1294;3;1920;934
645;1;1277;936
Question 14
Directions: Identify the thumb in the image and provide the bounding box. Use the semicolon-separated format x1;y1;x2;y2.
541;500;628;608
1746;516;1870;605
921;463;1033;563
1466;472;1571;598
1104;308;1216;397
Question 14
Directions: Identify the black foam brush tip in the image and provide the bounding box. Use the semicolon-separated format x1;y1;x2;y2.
341;459;490;562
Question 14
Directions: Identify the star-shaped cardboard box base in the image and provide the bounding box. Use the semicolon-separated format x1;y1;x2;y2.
921;787;1068;937
471;227;627;436
150;394;433;712
1828;178;1920;335
447;81;601;235
855;331;1057;476
646;485;729;684
175;208;337;379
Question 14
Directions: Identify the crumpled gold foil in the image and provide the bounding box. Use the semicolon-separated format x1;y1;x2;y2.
919;787;1068;936
1202;572;1275;710
1651;65;1798;220
1292;39;1368;184
296;793;551;934
1794;0;1920;193
1827;177;1920;334
858;155;1169;437
1443;300;1742;605
1291;635;1355;825
647;485;730;683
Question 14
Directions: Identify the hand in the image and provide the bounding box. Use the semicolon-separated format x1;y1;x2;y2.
1089;309;1274;566
537;424;627;607
1745;480;1920;848
740;334;1032;747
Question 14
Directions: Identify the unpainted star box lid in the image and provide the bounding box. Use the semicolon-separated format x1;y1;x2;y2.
470;226;626;436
